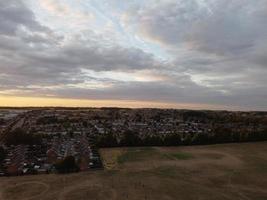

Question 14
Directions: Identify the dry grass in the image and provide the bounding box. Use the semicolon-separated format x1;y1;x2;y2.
1;142;267;200
99;148;123;170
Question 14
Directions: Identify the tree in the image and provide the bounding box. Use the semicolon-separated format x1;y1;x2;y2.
192;133;211;145
5;128;42;145
120;130;142;146
164;134;181;146
96;133;118;147
0;146;6;163
54;156;79;173
143;135;164;146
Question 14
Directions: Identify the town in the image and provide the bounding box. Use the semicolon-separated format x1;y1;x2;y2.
0;108;267;176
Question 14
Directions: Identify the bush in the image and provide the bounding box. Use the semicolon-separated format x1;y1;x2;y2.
0;146;6;162
54;156;80;173
5;128;42;145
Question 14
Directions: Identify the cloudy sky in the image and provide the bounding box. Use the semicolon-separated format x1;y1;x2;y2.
0;0;267;110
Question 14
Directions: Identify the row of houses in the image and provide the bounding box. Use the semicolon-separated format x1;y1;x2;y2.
0;133;102;176
1;144;48;176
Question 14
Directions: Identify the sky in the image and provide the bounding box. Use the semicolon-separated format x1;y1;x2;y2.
0;0;267;110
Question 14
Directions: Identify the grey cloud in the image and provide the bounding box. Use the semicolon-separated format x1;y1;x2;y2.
129;0;267;56
9;78;267;110
0;0;267;110
126;0;204;45
188;0;267;56
0;31;165;92
0;0;48;35
0;0;165;89
127;0;267;73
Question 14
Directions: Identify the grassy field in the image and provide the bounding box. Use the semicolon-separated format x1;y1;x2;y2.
1;142;267;200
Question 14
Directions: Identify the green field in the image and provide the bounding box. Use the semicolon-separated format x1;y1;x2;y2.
1;142;267;200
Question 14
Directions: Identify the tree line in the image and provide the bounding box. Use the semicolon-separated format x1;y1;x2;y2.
96;128;267;148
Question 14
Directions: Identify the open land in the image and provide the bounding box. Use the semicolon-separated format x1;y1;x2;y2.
0;142;267;200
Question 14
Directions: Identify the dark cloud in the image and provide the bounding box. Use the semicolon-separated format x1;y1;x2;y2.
0;0;48;35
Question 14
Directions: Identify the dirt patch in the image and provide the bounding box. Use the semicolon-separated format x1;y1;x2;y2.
198;152;225;159
2;181;49;200
58;183;117;200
